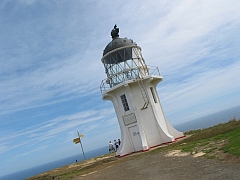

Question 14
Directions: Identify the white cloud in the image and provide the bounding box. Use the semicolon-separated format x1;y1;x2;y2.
0;108;116;156
158;61;240;123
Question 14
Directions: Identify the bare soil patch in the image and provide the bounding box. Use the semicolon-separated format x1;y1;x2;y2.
73;150;240;180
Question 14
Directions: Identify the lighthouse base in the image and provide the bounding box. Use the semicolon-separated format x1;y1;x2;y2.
103;76;184;156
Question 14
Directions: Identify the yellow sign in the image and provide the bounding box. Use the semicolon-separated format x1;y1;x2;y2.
79;134;84;138
73;138;80;144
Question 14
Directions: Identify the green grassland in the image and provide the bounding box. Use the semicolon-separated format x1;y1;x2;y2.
27;118;240;179
150;118;240;159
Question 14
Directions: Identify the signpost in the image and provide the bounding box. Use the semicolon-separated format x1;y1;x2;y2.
73;131;86;160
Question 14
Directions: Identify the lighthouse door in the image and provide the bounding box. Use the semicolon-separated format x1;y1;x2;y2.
128;125;142;151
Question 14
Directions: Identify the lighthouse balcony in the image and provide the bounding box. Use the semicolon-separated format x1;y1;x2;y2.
100;65;160;94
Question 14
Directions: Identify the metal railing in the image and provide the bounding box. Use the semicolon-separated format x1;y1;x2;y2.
100;65;160;94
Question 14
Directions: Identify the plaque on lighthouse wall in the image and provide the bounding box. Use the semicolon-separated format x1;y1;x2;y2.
123;113;137;126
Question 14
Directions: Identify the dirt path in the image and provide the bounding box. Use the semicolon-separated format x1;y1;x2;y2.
74;151;240;180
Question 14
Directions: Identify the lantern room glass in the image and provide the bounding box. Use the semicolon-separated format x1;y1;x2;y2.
102;46;149;88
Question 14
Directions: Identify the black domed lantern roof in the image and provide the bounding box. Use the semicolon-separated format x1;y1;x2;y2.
102;25;137;64
100;25;150;90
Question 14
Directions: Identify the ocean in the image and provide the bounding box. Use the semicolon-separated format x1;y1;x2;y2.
0;146;109;180
1;105;240;180
174;105;240;132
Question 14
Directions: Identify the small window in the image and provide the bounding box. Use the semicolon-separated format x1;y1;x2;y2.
150;87;157;103
120;94;130;111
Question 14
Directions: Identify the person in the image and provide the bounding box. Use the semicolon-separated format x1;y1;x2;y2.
109;141;114;153
118;139;121;146
114;140;119;151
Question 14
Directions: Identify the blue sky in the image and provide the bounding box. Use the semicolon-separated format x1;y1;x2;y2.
1;0;240;176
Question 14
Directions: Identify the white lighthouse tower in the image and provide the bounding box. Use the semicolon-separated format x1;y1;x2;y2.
100;25;184;156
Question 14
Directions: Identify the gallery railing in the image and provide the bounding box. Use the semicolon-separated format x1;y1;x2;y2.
100;65;160;94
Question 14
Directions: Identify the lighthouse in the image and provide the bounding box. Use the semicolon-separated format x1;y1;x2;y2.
100;25;184;156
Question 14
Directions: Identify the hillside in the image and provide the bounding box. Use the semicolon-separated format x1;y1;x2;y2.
27;118;240;180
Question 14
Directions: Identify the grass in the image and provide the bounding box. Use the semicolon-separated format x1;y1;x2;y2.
27;118;240;179
165;118;240;158
137;118;240;159
220;128;240;156
27;154;118;180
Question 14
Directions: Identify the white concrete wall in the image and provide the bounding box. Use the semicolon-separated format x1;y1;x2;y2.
102;76;184;156
148;77;184;139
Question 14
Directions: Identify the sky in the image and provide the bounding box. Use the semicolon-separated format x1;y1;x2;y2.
0;0;240;176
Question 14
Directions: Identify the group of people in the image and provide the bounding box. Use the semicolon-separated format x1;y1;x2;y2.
109;139;121;153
